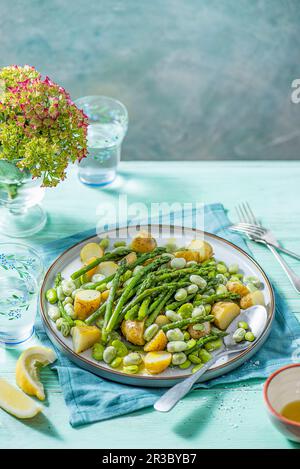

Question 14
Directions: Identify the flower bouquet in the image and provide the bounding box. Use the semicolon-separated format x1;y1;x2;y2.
0;65;88;236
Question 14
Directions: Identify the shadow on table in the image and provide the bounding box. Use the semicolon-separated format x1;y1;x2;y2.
172;394;216;441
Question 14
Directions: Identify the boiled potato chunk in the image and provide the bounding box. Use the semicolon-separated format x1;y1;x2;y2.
188;239;213;262
131;231;157;253
97;261;119;278
72;325;101;354
74;290;102;320
80;243;104;263
212;301;240;330
188;321;211;339
121;319;145;346
124;252;137;265
144;330;167;352
226;281;249;297
240;290;265;309
174;250;199;263
144;351;172;374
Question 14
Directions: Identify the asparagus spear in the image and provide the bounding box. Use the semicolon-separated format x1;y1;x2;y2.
162;314;214;332
145;289;175;328
105;256;171;333
70;247;132;280
102;262;127;341
124;304;140;320
187;331;228;355
85;302;107;325
138;297;151;320
193;292;240;306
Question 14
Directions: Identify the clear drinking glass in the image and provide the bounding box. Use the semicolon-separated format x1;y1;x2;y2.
75;95;128;186
0;243;44;345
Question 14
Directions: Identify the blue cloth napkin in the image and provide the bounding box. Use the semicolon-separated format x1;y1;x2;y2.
36;203;300;427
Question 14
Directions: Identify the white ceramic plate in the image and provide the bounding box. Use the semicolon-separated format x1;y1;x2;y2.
40;225;275;387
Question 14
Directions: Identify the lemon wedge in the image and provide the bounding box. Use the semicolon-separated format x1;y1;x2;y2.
0;377;42;419
16;346;57;401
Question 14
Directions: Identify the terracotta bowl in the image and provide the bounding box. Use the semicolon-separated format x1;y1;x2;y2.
264;364;300;443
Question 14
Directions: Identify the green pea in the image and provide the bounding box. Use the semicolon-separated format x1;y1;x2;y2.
103;346;117;364
123;365;139;374
99;237;110;250
205;338;223;352
172;352;187;366
178;303;193;319
245;331;255;342
189;354;202;364
110;357;123;368
238;321;249;330
199;349;212;363
216;263;227;274
179;359;192;369
192;363;204;373
186;339;197;350
92;343;105;361
46;288;58;304
183;331;190;341
111;339;128;357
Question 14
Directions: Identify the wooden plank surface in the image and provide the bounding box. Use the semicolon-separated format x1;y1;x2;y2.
1;161;300;449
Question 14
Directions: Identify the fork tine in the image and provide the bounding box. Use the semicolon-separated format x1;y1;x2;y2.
245;202;261;227
242;202;256;225
231;225;263;236
234;222;264;234
236;204;246;223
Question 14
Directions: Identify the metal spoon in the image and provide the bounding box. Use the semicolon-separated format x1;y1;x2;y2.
154;305;268;412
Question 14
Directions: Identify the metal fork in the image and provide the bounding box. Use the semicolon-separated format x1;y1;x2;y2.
230;203;300;294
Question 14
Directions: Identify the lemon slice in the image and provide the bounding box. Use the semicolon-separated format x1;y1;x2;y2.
16;346;57;401
0;377;42;419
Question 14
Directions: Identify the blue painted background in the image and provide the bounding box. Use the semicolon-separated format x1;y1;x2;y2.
1;0;300;160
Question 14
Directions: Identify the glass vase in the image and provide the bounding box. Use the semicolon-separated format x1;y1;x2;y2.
0;160;47;237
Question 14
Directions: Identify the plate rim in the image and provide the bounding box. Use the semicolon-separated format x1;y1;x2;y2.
40;225;275;382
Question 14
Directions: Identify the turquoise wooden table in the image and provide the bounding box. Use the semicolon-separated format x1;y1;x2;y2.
1;161;300;449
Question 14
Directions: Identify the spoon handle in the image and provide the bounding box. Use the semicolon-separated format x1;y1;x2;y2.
154;354;220;413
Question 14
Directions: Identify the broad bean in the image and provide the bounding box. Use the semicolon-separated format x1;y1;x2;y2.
103;346;117;364
175;288;188;302
165;310;181;322
166;328;184;342
172;352;187;365
61;279;76;296
170;257;186;269
123;352;142;366
143;324;159;342
189;275;207;289
233;328;246;343
46;288;58;304
92;343;105;361
48;305;60;322
167;341;188;353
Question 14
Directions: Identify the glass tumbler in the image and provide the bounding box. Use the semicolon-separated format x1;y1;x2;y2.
0;243;44;345
75;95;128;186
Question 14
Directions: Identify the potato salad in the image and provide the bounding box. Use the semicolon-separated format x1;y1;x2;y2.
46;232;265;375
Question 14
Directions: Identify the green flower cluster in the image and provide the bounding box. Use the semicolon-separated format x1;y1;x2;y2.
0;65;88;187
